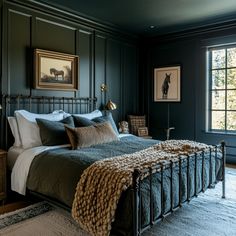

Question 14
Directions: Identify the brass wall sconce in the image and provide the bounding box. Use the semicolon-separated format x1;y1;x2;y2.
100;84;117;111
105;99;117;111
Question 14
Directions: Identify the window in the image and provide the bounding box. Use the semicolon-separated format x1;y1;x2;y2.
208;46;236;132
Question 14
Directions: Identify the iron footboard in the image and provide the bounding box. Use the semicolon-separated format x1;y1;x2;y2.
132;141;226;236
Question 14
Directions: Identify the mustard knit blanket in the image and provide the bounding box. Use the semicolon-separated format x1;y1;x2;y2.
72;140;211;236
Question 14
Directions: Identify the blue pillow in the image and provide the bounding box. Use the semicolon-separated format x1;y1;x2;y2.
36;116;74;146
73;116;96;127
73;112;119;136
92;113;119;136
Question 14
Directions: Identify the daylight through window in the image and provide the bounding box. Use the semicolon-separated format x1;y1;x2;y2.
208;46;236;132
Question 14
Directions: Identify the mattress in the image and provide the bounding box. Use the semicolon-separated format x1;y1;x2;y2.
7;146;25;170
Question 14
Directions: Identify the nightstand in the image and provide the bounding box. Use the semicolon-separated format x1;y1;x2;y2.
0;150;7;204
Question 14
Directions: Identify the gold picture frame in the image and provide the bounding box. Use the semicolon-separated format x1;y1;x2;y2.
34;49;79;91
154;66;181;102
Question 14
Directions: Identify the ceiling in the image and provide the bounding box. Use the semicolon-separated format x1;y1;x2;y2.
40;0;236;35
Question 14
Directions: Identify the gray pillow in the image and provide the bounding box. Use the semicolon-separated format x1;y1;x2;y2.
92;112;119;136
36;116;74;146
73;116;96;127
65;121;119;149
73;112;119;136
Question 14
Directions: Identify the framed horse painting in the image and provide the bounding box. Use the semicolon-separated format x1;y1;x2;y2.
34;49;79;91
154;65;181;102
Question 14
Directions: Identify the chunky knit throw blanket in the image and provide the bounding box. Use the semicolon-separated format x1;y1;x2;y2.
72;140;211;236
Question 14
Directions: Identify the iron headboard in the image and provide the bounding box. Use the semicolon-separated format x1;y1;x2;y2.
1;94;97;149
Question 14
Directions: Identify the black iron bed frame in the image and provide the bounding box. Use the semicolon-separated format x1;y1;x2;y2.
2;94;226;236
132;142;226;235
1;94;97;149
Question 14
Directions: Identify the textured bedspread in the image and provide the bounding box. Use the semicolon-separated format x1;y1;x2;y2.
26;136;223;236
27;135;158;207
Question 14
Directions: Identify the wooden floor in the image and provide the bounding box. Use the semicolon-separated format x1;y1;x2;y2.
0;201;32;214
0;191;38;215
227;163;236;169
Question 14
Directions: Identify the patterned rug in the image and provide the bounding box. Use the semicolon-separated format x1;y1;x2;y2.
0;168;235;236
0;202;89;236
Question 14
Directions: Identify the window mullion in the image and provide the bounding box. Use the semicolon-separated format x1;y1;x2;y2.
209;51;212;130
225;48;227;131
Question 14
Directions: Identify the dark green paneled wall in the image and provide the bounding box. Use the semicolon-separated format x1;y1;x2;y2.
145;39;197;140
8;10;31;94
106;39;121;122
1;0;138;123
142;27;236;163
94;34;106;110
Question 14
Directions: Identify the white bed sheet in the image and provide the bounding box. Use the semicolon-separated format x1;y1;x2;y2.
11;144;70;195
11;134;133;196
7;146;25;170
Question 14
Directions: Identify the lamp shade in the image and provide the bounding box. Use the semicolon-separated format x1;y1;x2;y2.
105;100;117;110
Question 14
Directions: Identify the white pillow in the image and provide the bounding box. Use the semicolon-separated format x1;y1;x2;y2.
15;110;64;149
7;117;22;147
72;109;102;120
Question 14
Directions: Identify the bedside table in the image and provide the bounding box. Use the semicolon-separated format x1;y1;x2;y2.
0;150;7;204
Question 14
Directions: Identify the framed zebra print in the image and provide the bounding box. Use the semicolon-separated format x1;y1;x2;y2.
154;65;181;102
34;49;79;91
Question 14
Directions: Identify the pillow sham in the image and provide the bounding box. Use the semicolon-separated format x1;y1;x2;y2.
93;112;119;136
65;121;119;149
73;112;119;136
73;116;96;127
36;116;74;146
15;110;64;149
72;109;102;120
7;117;22;147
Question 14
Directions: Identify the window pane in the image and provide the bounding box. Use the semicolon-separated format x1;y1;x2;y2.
212;70;225;89
227;90;236;110
227;111;236;130
212;49;225;69
227;69;236;89
211;91;225;110
211;111;225;130
227;48;236;67
209;46;236;132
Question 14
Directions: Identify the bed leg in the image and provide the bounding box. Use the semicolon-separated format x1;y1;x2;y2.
221;141;226;199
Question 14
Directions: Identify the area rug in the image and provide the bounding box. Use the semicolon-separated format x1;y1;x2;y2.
0;168;235;236
0;202;89;236
145;167;236;236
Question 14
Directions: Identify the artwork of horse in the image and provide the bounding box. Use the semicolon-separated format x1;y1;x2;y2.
50;68;64;80
162;73;171;99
